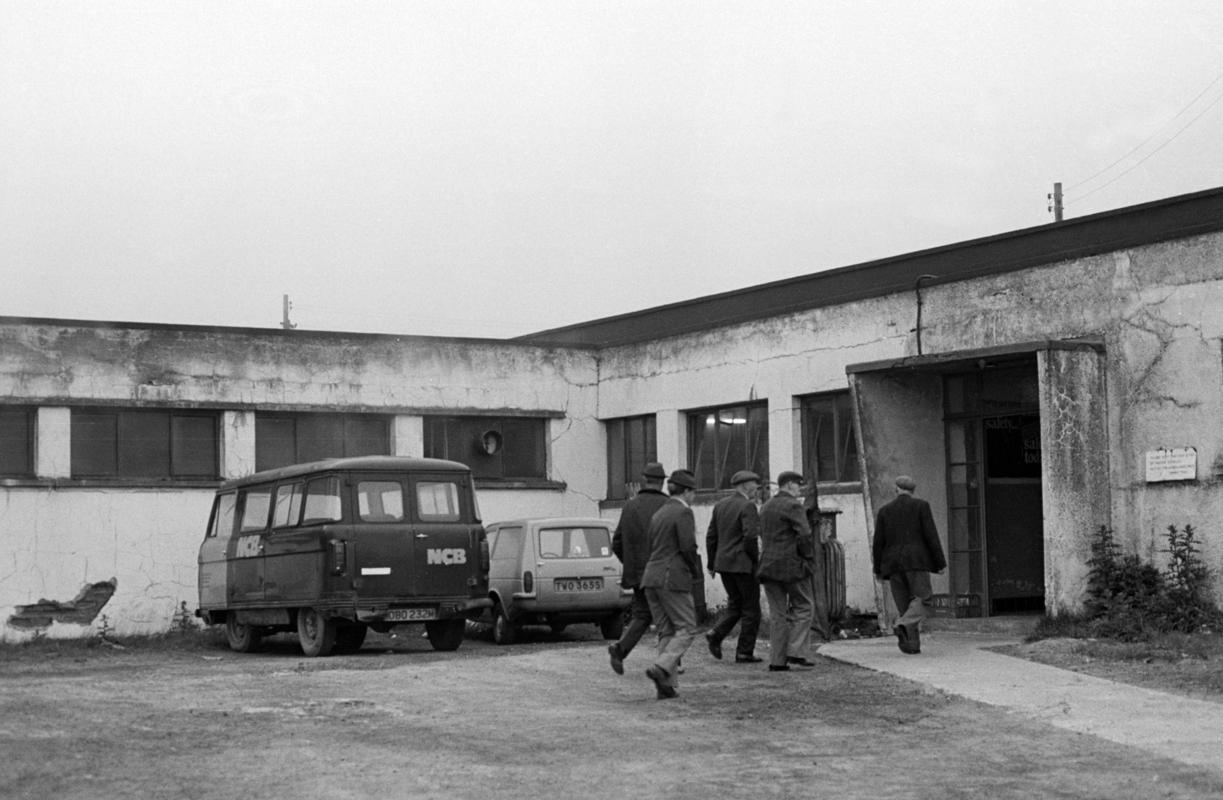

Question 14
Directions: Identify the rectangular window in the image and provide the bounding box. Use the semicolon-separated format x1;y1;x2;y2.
423;416;547;480
357;480;406;522
0;407;35;477
302;476;343;524
208;492;237;539
417;481;461;522
800;391;860;485
239;488;273;532
71;408;219;480
538;526;613;559
605;414;657;500
686;402;768;491
272;483;304;528
255;413;390;472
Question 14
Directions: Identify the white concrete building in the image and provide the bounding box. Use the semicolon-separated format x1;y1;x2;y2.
3;187;1223;639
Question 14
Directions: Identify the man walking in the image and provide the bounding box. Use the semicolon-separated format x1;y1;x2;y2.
872;475;947;654
640;469;701;699
757;471;817;671
704;470;763;663
608;462;670;675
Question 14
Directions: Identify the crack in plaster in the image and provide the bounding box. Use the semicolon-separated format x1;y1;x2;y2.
1119;299;1210;412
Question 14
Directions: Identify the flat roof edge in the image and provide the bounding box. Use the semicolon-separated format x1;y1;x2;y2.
846;338;1106;374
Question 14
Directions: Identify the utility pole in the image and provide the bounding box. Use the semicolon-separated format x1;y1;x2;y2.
281;294;297;330
1047;182;1063;222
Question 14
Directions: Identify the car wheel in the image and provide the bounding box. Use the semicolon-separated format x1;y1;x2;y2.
225;614;261;653
425;619;465;651
296;608;337;657
599;612;625;640
492;605;517;645
333;623;368;654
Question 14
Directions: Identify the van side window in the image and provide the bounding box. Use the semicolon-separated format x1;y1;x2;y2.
272;482;304;528
358;481;405;522
302;476;342;524
239;488;273;533
207;493;237;538
417;481;461;522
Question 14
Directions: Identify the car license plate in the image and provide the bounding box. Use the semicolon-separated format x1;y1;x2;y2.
554;578;603;592
385;607;437;622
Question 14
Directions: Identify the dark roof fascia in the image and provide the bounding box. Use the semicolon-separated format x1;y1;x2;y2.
845;337;1106;375
516;187;1223;348
217;455;470;490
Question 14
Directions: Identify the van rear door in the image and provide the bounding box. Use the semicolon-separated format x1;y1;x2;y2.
408;472;481;597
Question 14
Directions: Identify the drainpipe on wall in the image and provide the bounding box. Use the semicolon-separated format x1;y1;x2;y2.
914;274;938;356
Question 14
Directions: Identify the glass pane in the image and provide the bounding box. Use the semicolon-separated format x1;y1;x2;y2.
689;412;717;489
297;415;345;463
240;489;272;532
502;418;546;479
944;373;980;415
949;509;971;551
836;402;859;482
120;411;170;478
357;480;404;522
256;416;296;471
345;417;389;457
302;477;342;523
208;493;237;538
982;365;1038;414
171;415;217;478
0;408;33;476
947;422;967;464
417;481;460;521
539;527;612;559
605;419;626;499
273;483;304;527
72;411;117;477
949;464;969;507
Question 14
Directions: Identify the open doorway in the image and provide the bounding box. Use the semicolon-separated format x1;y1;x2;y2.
944;362;1044;617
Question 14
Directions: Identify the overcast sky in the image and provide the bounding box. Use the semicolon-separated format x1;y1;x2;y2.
2;2;1221;339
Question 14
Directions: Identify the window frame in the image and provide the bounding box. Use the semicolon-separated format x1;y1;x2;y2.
69;407;220;481
422;415;549;482
254;412;391;472
685;401;769;492
0;406;35;478
604;414;657;501
799;390;861;487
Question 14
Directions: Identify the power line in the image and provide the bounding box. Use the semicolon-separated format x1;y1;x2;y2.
1065;67;1223;203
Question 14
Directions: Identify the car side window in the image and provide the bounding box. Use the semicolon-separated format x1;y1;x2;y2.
272;482;304;528
301;476;342;524
239;488;272;533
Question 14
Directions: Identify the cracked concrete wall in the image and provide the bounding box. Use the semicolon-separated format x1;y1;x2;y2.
0;324;601;639
597;231;1223;614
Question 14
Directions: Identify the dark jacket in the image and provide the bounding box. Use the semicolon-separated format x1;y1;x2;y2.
757;492;814;583
640;498;699;592
611;487;669;588
706;492;760;574
872;493;948;577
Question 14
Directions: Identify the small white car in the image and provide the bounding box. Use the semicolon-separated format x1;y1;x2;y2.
484;517;631;645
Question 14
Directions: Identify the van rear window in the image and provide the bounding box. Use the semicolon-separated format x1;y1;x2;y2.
539;527;612;559
358;481;405;522
417;481;461;522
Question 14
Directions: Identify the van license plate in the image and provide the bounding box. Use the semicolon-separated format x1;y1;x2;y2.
385;608;437;622
554;578;603;592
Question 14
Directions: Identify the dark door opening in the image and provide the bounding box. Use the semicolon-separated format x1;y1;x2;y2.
944;363;1045;617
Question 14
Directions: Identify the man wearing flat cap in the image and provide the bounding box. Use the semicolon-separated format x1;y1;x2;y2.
639;469;701;699
703;469;763;663
872;475;946;654
757;471;818;671
608;462;671;675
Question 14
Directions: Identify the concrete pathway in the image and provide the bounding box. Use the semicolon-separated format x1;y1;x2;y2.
819;632;1223;773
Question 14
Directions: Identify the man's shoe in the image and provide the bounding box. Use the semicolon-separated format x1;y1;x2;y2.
705;633;722;660
892;624;909;653
786;657;816;668
608;643;624;675
645;665;677;699
735;655;763;663
767;664;790;672
904;624;921;654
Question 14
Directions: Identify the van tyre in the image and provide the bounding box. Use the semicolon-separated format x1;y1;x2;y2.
333;623;368;654
600;612;625;640
425;619;466;652
492;605;517;645
225;615;262;653
297;608;337;657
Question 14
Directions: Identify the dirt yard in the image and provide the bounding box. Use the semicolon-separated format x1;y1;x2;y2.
2;625;1221;800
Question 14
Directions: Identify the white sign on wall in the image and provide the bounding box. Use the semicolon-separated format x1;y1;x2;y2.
1144;447;1197;483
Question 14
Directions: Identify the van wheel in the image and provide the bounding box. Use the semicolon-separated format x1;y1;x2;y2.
333;623;368;654
297;608;337;657
599;612;625;640
225;615;262;653
492;606;517;645
425;619;465;652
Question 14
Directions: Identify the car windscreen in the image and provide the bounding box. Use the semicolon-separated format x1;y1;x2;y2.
538;527;612;559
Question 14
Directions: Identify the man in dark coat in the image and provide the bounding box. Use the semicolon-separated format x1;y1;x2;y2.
608;462;670;675
757;471;817;671
704;469;763;663
639;469;701;699
872;474;947;654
